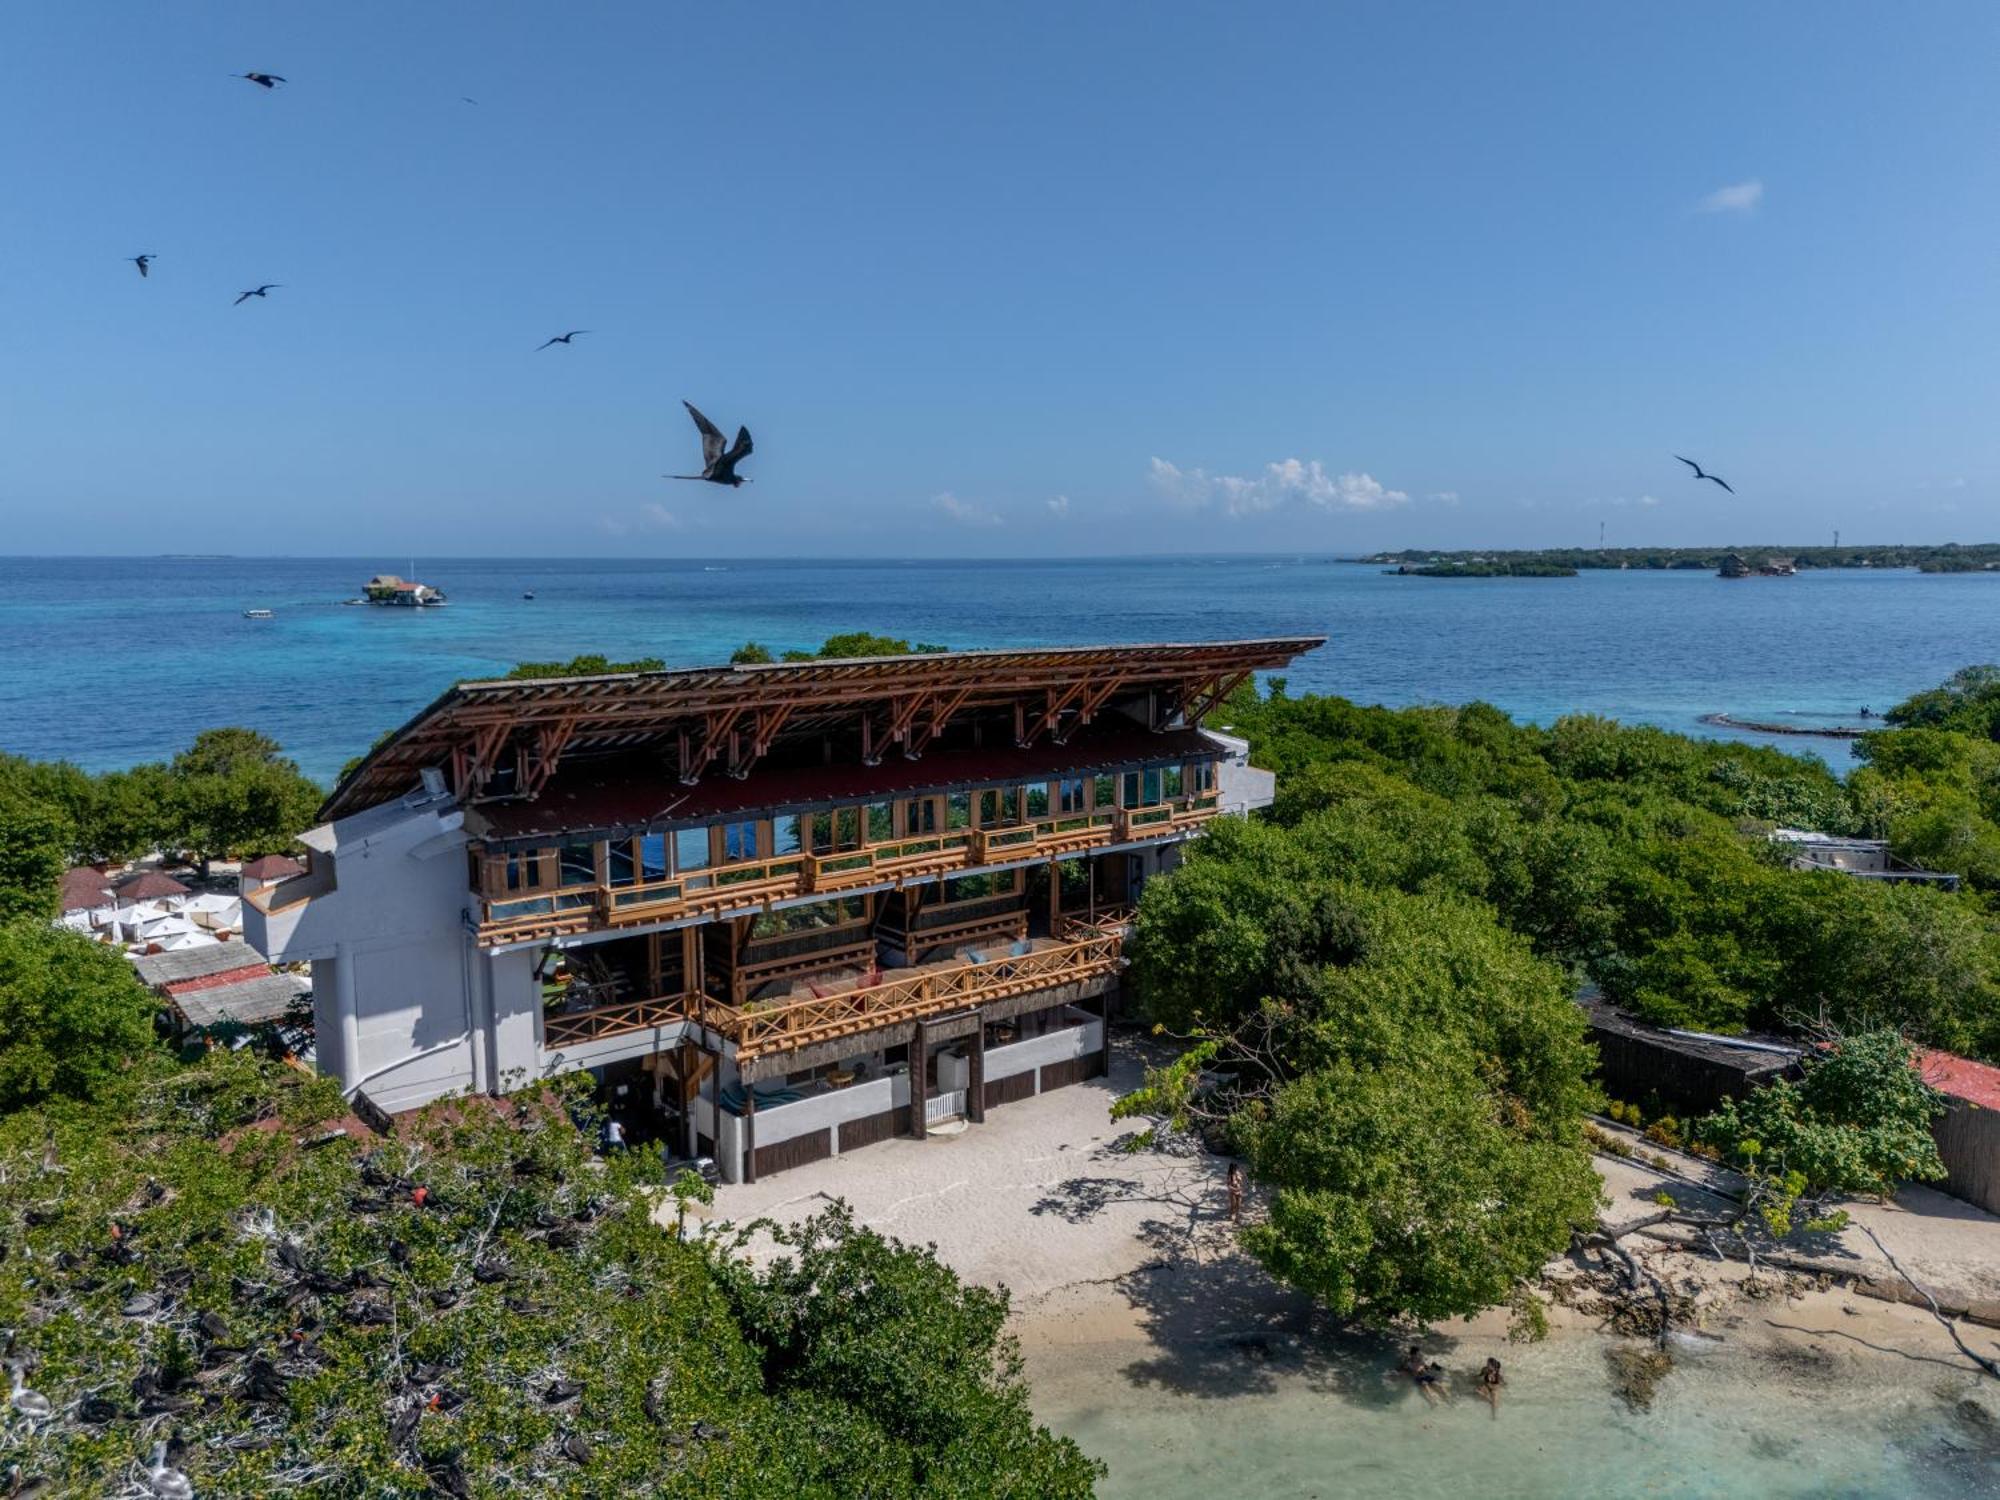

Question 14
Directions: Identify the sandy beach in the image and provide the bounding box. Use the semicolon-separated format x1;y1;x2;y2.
711;1035;2000;1496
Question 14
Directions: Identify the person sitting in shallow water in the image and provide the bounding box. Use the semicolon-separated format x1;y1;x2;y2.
1399;1345;1445;1404
1476;1357;1504;1417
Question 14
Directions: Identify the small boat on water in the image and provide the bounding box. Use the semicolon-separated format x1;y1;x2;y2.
242;608;275;620
523;590;536;600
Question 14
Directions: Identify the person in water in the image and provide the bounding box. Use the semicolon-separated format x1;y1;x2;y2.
1476;1357;1505;1416
1400;1345;1445;1404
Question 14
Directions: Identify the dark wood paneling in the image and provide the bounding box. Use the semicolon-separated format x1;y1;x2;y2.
1039;1057;1088;1092
984;1071;1035;1110
754;1129;834;1178
838;1106;908;1154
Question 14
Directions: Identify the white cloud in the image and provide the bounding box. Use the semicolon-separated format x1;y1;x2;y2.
1430;490;1461;506
1046;494;1071;518
933;491;1004;527
1147;456;1408;518
1698;179;1764;214
640;503;681;529
1946;477;1968;489
1584;494;1661;509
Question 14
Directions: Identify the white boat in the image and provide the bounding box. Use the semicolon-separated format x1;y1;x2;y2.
243;608;275;620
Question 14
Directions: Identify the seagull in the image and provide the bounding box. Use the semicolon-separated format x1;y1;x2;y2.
130;255;155;278
534;330;588;351
1674;455;1734;494
236;72;285;89
234;284;281;306
5;1365;50;1423
668;401;754;487
140;1439;193;1500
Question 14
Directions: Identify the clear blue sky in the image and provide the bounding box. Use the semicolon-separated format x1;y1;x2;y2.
4;3;1996;556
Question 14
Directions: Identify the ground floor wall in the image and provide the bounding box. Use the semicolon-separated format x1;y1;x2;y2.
1935;1097;2000;1216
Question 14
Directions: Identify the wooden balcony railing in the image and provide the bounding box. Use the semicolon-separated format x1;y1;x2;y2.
543;990;701;1048
704;932;1125;1062
479;797;1218;945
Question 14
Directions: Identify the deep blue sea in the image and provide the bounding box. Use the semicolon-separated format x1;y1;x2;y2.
2;556;1995;785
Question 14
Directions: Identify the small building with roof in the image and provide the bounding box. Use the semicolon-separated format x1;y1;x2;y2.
132;939;311;1034
1918;1049;2000;1216
113;869;191;905
239;853;306;896
244;637;1320;1181
60;866;116;914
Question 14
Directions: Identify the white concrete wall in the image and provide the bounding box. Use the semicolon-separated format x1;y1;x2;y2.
987;1017;1102;1080
757;1075;900;1146
1205;729;1276;815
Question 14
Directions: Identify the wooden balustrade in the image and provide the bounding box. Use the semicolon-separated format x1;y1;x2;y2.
711;932;1125;1061
542;990;702;1047
481;799;1218;945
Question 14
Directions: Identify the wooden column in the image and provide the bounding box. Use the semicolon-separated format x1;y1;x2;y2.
742;1071;758;1185
1046;858;1061;932
967;1019;987;1124
907;1019;928;1140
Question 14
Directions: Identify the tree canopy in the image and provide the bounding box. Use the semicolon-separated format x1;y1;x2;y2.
0;1057;1100;1497
0;921;157;1112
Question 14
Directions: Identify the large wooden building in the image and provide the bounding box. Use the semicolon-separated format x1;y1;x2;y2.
244;638;1319;1181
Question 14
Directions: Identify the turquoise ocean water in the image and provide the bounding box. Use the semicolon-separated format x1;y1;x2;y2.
2;556;1996;782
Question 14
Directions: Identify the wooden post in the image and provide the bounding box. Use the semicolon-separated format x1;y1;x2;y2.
968;1018;986;1124
1047;858;1061;933
908;1020;928;1140
742;1070;758;1185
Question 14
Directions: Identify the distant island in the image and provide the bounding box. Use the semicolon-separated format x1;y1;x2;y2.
1387;559;1577;577
1364;543;2000;575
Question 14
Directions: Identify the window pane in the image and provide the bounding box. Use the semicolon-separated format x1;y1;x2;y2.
722;821;758;862
946;792;972;830
1162;765;1184;798
1093;774;1116;810
558;843;597;886
639;834;667;880
607;840;635;887
1025;784;1049;817
1058;778;1086;814
836;808;861;848
1143;769;1162;804
865;802;894;842
674;828;711;872
772;814;802;856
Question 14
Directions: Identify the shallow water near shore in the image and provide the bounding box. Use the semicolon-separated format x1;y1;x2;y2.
1030;1317;2000;1499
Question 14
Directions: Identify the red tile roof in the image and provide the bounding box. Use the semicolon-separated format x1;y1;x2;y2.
240;854;305;880
1917;1048;2000;1110
113;869;191;901
60;866;115;912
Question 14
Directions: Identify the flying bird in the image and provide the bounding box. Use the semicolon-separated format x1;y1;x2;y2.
129;255;155;278
668;400;754;487
535;330;588;351
236;72;286;89
234;284;281;306
1674;455;1734;494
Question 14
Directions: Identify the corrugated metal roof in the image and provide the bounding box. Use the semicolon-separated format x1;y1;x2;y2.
1918;1048;2000;1110
132;940;271;988
171;973;310;1029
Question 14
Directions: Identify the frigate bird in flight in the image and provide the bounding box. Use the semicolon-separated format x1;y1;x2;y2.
535;330;588;351
668;401;754;487
1675;455;1734;494
129;255;154;278
236;72;286;89
234;284;281;305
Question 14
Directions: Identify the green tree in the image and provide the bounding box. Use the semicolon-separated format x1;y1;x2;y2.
0;790;70;922
162;729;321;877
729;641;775;664
505;653;667;679
0;921;158;1109
1696;1030;1947;1196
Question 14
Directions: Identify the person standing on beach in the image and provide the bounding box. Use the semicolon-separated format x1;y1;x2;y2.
1226;1161;1244;1223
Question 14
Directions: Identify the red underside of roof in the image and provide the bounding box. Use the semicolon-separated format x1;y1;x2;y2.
1917;1048;2000;1110
475;724;1220;846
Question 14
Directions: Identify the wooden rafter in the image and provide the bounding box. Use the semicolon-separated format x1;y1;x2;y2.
904;686;972;759
680;706;746;785
1018;679;1088;749
519;716;581;801
1183;670;1252;726
728;702;795;780
1053;677;1122;745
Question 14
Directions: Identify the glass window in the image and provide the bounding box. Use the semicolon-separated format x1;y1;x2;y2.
558;842;597;887
865;801;895;843
1121;771;1140;808
721;821;759;862
1093;774;1117;810
1162;765;1184;798
1143;769;1163;804
978;788;1019;826
674;827;711;872
772;814;802;856
607;840;635;887
504;852;544;892
903;797;938;835
749;894;867;938
639;833;668;881
945;792;973;830
943;870;1019;904
1025;784;1049;818
1058;778;1087;814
